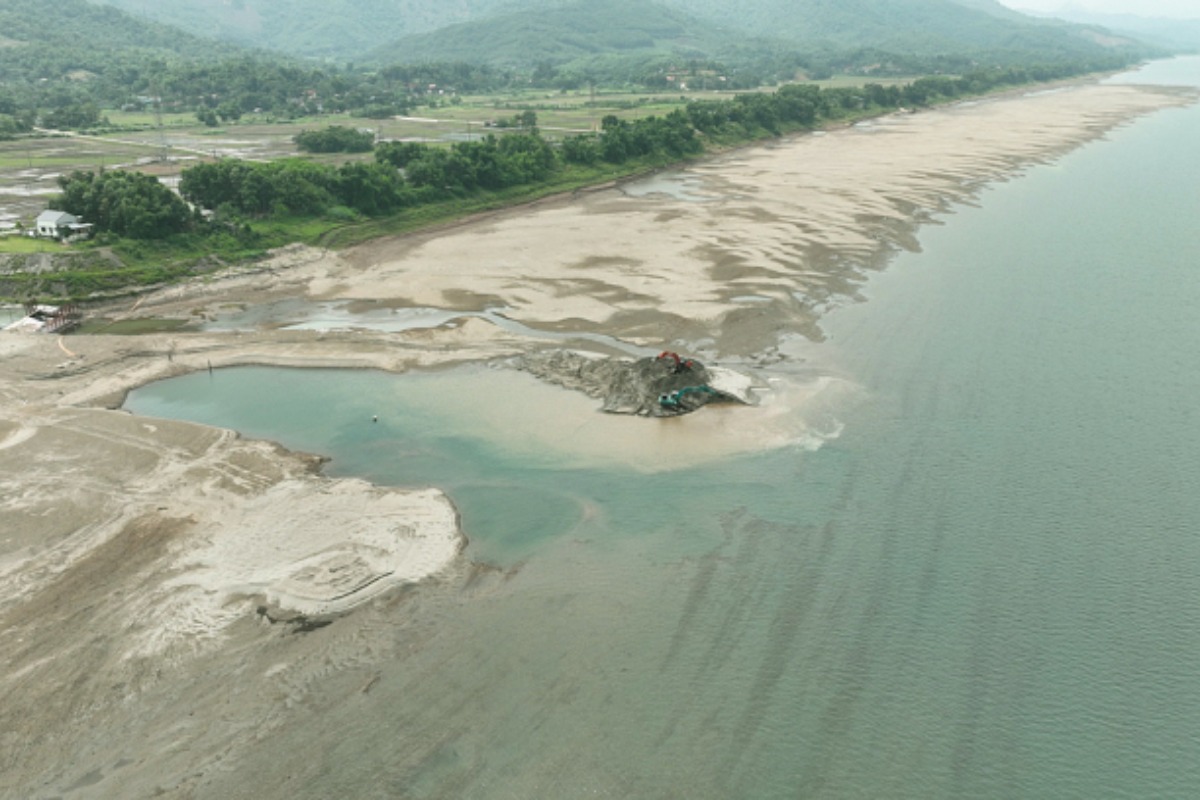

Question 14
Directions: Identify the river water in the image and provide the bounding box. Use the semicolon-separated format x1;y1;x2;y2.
125;59;1200;798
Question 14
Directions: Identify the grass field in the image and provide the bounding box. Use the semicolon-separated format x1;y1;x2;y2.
0;235;60;253
75;316;195;334
1;87;703;234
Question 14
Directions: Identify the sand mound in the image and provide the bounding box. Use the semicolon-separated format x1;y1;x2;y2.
180;481;463;628
517;349;756;416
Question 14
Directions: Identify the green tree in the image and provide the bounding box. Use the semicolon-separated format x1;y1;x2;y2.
294;125;374;153
54;169;191;239
561;134;600;165
41;102;102;130
375;141;429;169
216;101;242;122
333;162;406;215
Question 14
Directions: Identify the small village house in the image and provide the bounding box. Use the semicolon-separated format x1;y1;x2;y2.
35;210;92;241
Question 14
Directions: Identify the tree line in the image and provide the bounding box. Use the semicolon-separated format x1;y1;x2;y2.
52;170;192;239
48;61;1123;241
294;125;376;153
178;158;411;218
1;48;520;133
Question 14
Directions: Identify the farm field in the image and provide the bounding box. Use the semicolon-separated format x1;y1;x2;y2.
1;88;695;234
2;73;915;233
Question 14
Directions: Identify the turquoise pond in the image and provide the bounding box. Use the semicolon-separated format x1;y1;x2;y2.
124;59;1200;798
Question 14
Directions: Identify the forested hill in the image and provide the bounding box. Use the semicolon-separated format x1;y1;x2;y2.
659;0;1142;62
0;0;1155;121
0;0;242;86
1026;8;1200;53
89;0;1152;65
367;0;1150;85
89;0;514;60
938;0;1030;22
369;0;762;68
0;0;238;61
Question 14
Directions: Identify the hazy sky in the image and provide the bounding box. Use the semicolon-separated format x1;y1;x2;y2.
1000;0;1200;17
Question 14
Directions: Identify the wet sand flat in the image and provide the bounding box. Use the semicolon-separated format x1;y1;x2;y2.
325;83;1191;353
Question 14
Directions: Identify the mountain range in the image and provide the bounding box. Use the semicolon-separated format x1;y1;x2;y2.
0;0;239;61
85;0;1152;65
1019;6;1200;52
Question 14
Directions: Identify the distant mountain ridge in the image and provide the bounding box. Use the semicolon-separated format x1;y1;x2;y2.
373;0;1147;70
87;0;1151;65
1020;7;1200;53
367;0;771;67
654;0;1137;58
89;0;515;59
946;0;1031;21
0;0;244;93
0;0;237;57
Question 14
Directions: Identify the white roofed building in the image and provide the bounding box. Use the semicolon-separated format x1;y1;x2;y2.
35;210;92;240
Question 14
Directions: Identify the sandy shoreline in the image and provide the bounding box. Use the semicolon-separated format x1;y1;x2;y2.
1;77;1196;797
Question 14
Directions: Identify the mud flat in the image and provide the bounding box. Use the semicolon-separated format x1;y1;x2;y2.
0;79;1195;798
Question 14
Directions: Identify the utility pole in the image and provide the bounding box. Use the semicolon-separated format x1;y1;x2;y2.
23;141;32;198
151;80;168;163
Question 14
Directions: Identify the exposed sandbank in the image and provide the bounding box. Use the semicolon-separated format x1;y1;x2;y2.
0;78;1195;798
327;82;1194;353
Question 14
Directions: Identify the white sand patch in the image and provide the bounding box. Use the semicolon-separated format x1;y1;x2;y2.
706;366;757;403
126;480;462;657
0;422;36;451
